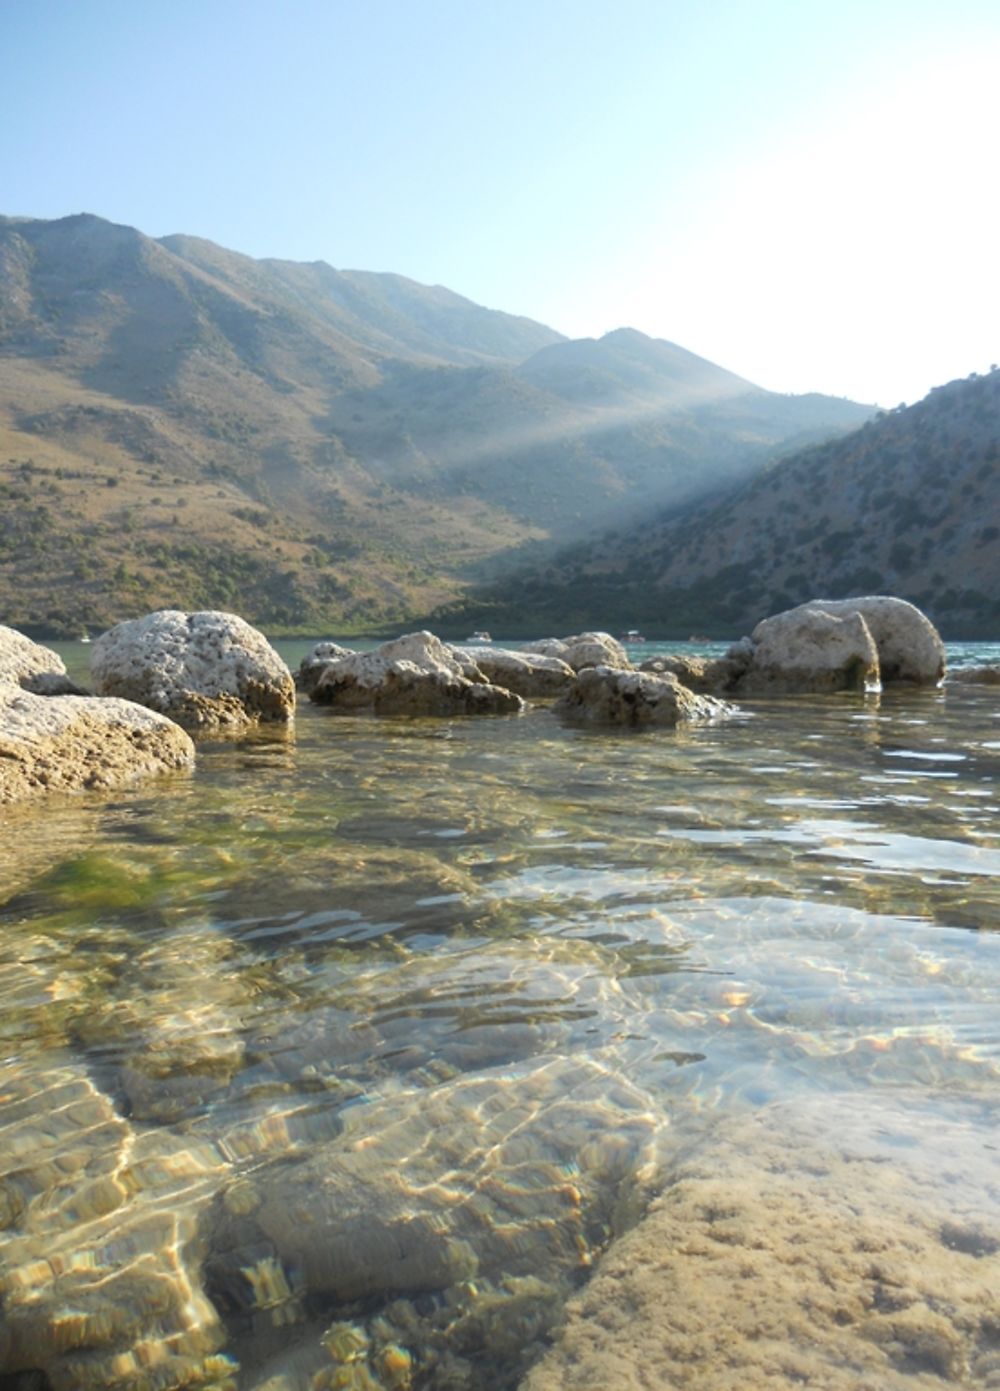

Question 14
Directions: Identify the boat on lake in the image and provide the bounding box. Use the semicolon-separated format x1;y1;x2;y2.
620;629;645;643
466;630;492;643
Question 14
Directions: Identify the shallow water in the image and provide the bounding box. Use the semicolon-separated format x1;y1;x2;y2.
2;640;1000;1389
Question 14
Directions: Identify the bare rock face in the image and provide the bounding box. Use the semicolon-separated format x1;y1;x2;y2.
90;609;295;730
760;597;946;686
310;630;524;716
294;640;356;696
0;686;195;804
554;667;735;727
0;625;83;694
737;606;881;695
452;644;576;697
521;632;632;672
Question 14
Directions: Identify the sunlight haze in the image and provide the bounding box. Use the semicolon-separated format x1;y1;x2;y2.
3;0;997;406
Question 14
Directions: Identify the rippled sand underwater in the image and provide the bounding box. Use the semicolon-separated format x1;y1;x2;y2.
2;655;1000;1389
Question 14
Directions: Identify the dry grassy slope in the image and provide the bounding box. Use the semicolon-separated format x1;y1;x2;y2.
498;369;1000;638
0;212;872;636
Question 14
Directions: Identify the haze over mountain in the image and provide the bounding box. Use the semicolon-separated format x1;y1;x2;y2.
0;212;872;636
467;368;1000;638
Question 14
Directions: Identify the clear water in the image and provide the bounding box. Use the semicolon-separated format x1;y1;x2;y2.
2;640;1000;1390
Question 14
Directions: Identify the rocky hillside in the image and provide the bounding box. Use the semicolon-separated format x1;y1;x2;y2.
0;213;872;636
461;370;1000;638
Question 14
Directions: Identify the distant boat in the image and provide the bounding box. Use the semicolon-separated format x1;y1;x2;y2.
620;629;645;644
466;630;492;643
79;632;92;644
687;634;710;643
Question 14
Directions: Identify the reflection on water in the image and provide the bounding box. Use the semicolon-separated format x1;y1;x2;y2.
2;644;1000;1388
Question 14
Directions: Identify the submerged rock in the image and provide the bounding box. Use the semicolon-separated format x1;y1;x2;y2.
0;624;84;695
521;632;631;672
91;609;295;731
0;686;195;804
310;630;524;716
554;666;735;727
0;1059;233;1391
208;1058;663;1372
521;1095;1000;1391
451;644;575;697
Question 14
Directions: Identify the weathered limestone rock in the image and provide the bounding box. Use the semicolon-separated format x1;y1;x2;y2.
737;606;881;695
294;640;355;696
0;686;195;804
521;632;632;672
554;666;735;727
310;630;524;716
0;625;83;694
521;1096;1000;1391
761;597;945;685
452;643;575;697
91;609;295;730
640;650;750;694
948;665;1000;685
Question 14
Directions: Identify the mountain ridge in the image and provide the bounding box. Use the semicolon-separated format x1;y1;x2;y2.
0;212;874;636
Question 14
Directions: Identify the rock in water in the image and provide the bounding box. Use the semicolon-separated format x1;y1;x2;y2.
0;686;195;804
90;609;295;730
737;605;880;694
451;643;575;697
309;630;524;716
752;596;945;687
0;624;83;694
521;632;632;672
554;666;735;727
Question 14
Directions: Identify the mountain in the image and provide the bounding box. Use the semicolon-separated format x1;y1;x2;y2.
462;369;1000;638
0;213;873;636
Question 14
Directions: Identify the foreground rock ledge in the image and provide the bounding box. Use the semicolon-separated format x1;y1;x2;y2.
0;687;195;804
91;609;295;731
555;667;735;727
522;1095;1000;1391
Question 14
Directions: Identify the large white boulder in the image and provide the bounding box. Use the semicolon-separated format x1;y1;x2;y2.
0;625;83;694
0;686;195;804
554;666;735;727
738;606;881;695
521;632;632;672
310;631;524;716
758;597;945;686
451;644;575;697
90;610;295;730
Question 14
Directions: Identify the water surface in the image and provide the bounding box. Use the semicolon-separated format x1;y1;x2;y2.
2;641;1000;1389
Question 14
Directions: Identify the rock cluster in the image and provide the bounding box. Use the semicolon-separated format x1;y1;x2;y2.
643;597;946;696
0;597;953;801
307;630;524;716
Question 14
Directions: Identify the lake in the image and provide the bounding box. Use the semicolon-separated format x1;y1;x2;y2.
2;638;999;1390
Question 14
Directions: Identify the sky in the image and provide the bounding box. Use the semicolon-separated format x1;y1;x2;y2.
2;0;998;406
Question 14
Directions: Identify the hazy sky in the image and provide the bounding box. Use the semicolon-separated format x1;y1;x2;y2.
3;0;998;405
